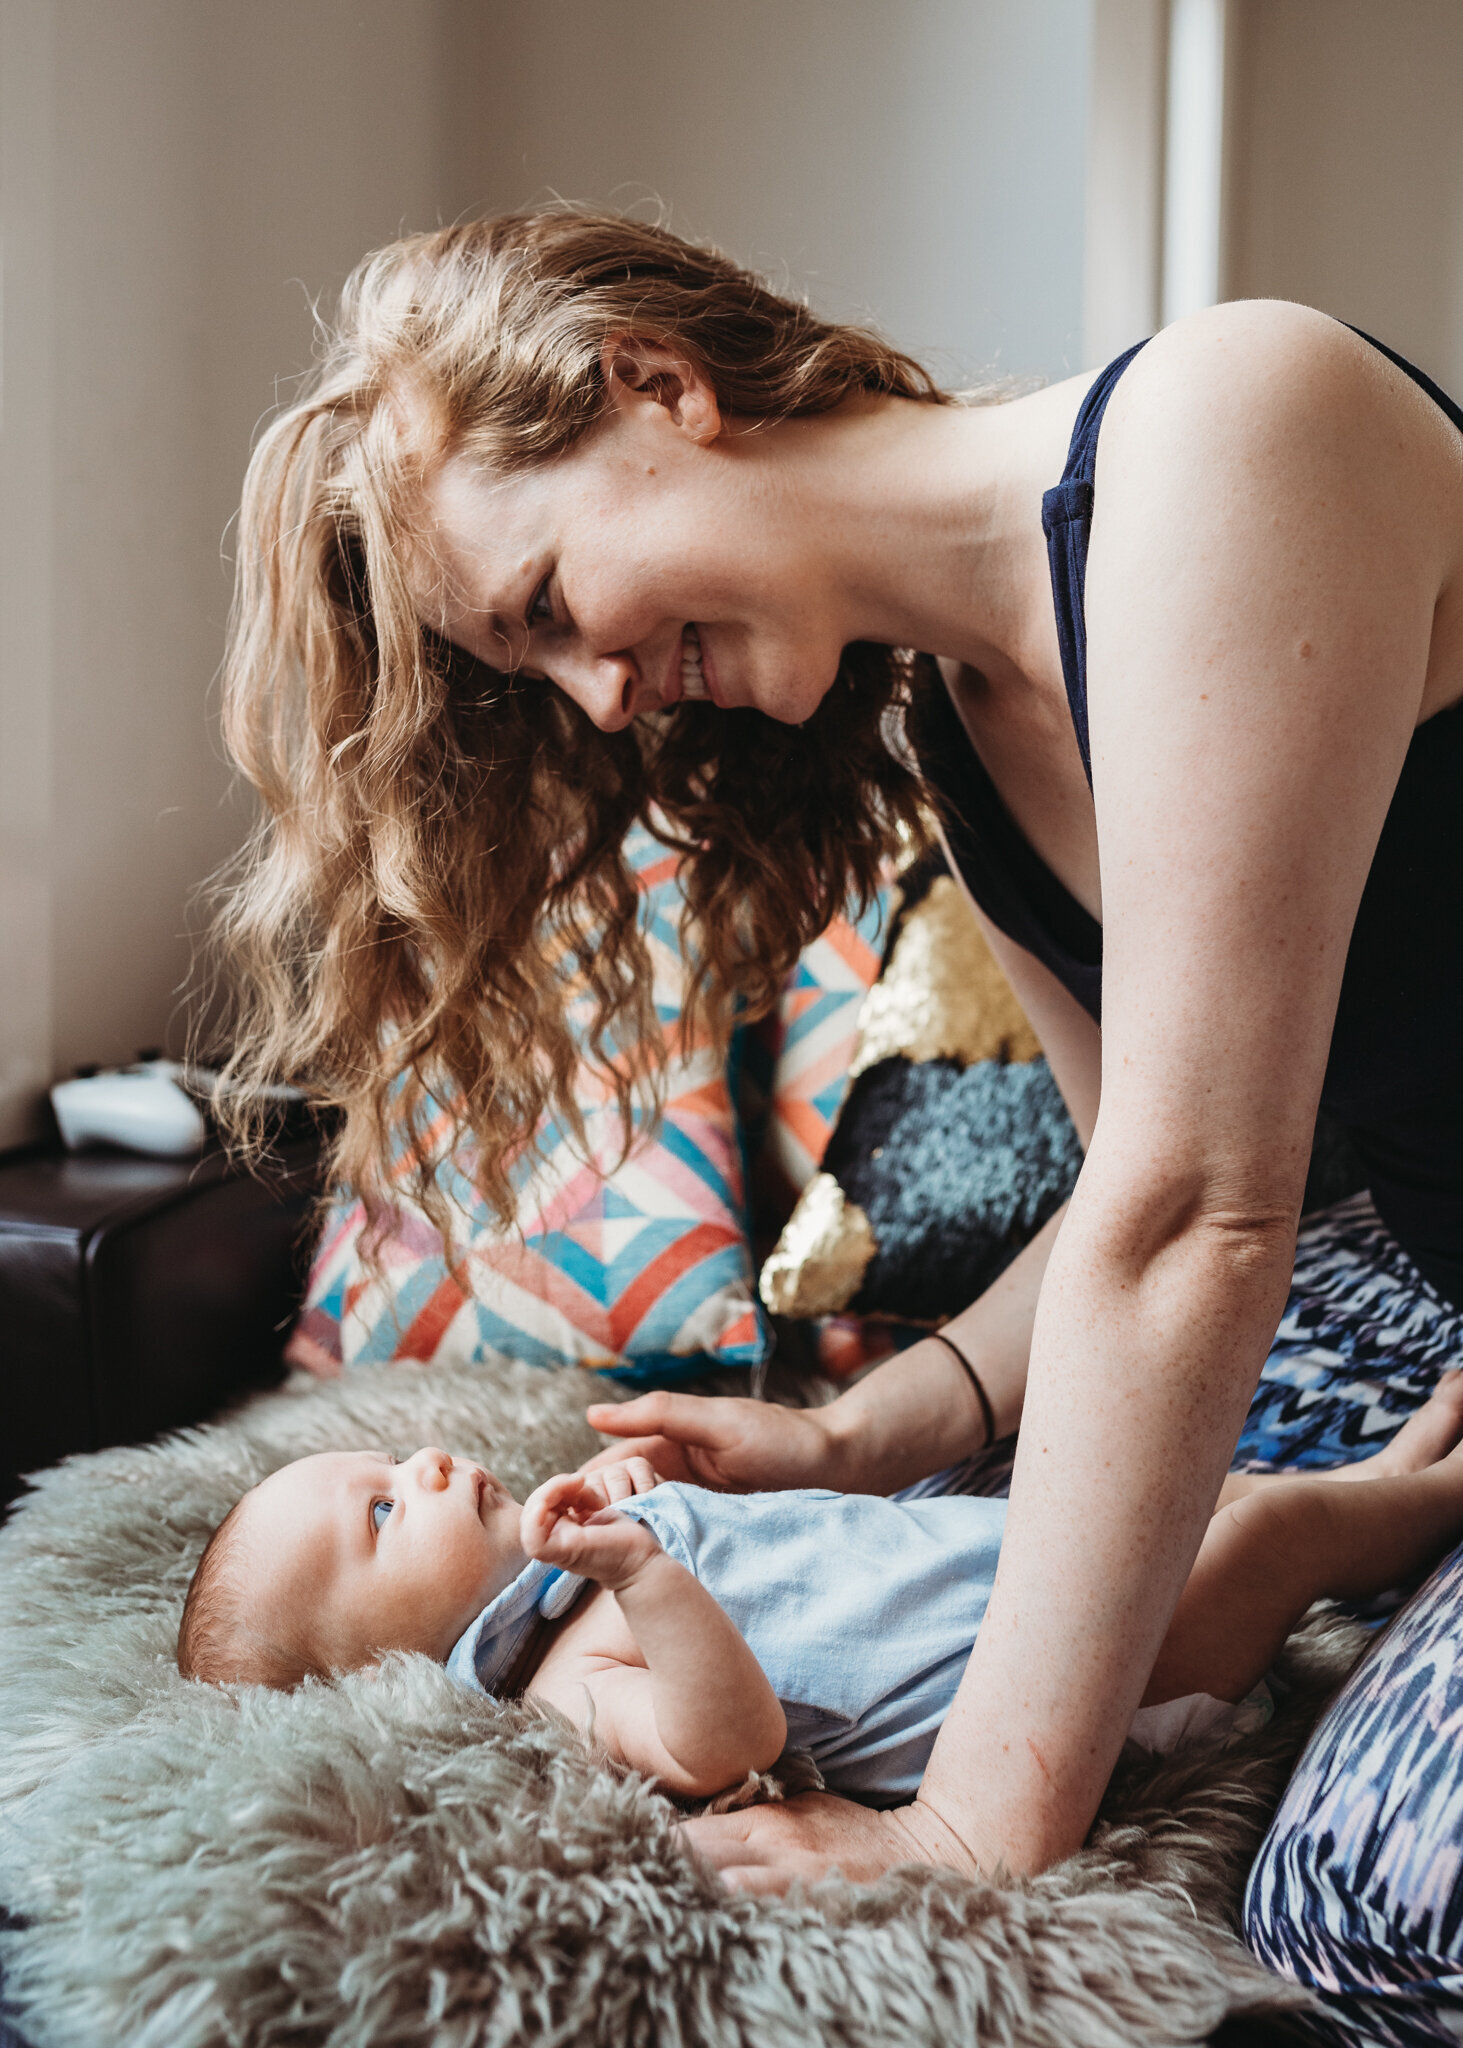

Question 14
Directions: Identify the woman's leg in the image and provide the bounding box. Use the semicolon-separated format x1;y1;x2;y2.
1236;1200;1463;2030
1145;1425;1463;1708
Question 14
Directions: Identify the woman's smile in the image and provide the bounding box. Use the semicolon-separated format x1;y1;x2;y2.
670;624;724;708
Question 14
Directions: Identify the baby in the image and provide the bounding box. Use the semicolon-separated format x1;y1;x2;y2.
178;1378;1463;1805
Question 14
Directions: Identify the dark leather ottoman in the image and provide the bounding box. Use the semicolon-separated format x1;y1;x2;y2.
0;1138;324;1510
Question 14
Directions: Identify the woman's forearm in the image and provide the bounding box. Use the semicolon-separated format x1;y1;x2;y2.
912;1198;1293;1874
823;1200;1069;1495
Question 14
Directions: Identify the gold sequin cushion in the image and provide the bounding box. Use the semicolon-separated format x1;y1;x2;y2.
758;853;1083;1327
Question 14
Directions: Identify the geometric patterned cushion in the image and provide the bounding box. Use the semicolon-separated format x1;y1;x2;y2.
285;820;769;1387
738;880;894;1241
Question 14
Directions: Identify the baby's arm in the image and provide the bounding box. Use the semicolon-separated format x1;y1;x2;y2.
521;1474;787;1797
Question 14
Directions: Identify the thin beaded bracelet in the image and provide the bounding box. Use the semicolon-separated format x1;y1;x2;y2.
926;1331;997;1451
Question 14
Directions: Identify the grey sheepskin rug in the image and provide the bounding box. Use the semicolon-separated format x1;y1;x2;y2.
0;1358;1358;2048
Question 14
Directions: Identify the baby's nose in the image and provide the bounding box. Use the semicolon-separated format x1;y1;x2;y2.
410;1446;453;1491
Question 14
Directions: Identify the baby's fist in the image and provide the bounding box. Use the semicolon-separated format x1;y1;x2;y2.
521;1470;662;1589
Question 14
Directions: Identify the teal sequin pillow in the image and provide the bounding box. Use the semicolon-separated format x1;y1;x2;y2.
759;854;1083;1327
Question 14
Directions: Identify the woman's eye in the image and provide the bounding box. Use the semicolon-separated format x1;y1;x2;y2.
371;1497;393;1535
528;576;554;626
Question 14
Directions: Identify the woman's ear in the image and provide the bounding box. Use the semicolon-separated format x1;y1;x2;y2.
601;334;722;445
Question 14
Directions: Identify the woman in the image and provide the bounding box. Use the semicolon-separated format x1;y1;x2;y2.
218;210;1463;1896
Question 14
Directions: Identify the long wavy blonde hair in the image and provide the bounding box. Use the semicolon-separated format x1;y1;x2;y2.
211;209;943;1232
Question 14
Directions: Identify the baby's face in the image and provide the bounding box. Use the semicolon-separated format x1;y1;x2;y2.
243;1446;525;1671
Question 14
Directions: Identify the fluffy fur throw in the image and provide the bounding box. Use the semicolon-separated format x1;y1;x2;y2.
0;1359;1357;2046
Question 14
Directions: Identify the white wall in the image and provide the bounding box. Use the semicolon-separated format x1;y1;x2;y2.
1084;0;1166;362
0;0;455;1143
1227;0;1463;392
443;0;1092;387
0;0;1093;1148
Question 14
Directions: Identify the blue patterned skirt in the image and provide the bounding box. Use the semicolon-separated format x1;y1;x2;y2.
1235;1192;1463;1475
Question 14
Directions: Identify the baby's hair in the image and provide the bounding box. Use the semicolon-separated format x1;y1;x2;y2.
177;1488;325;1691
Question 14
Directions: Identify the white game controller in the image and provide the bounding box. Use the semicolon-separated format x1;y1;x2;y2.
50;1058;208;1159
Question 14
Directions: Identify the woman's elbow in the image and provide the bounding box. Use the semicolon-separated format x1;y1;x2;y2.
1187;1199;1299;1273
1080;1141;1302;1275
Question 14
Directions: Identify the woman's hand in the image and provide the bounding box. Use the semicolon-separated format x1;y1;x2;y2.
681;1789;986;1894
582;1390;845;1494
521;1462;663;1588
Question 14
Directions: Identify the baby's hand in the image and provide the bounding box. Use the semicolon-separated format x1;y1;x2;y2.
583;1455;662;1510
521;1463;663;1590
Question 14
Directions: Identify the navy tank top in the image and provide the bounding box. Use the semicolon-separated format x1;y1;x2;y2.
918;330;1463;1308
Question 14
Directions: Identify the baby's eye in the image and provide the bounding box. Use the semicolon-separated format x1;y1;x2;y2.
370;1497;393;1534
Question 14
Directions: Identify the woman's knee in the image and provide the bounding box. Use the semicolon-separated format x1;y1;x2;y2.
1244;1535;1463;2032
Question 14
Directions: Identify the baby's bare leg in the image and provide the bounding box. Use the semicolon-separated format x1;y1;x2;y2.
1145;1430;1463;1708
1215;1370;1463;1507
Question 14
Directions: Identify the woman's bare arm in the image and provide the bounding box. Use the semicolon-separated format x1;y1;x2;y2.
681;302;1463;1891
589;915;1102;1497
587;1199;1065;1498
866;830;1104;1461
912;303;1458;1872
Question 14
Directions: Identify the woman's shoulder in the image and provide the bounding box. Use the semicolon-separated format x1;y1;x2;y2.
1113;299;1376;413
1094;299;1459;515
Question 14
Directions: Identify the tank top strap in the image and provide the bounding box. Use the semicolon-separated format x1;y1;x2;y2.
1040;338;1151;787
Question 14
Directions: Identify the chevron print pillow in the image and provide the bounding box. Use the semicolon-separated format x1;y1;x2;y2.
739;877;894;1243
285;822;768;1386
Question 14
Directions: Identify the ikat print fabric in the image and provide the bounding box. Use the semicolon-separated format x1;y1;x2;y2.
286;821;768;1385
1239;1192;1463;2047
1246;1533;1463;2047
1234;1192;1463;1474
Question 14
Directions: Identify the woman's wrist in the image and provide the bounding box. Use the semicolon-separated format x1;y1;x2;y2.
813;1330;1017;1497
811;1396;872;1493
815;1363;954;1495
893;1794;989;1881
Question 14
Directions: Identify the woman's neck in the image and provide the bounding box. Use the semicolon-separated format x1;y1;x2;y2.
759;375;1091;692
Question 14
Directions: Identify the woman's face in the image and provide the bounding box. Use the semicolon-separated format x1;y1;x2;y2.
413;345;852;730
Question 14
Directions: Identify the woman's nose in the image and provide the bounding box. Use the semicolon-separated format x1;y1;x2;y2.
555;648;638;730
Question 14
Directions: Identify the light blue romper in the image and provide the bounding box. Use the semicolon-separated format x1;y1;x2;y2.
615;1485;1007;1804
448;1483;1004;1803
446;1481;1267;1803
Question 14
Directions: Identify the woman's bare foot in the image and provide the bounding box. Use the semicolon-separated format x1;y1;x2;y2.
1328;1370;1463;1483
